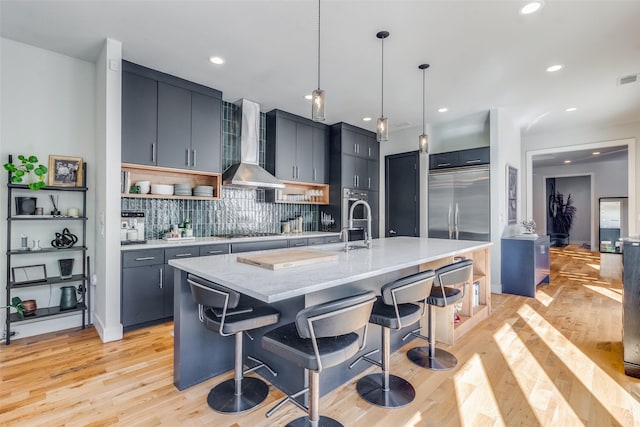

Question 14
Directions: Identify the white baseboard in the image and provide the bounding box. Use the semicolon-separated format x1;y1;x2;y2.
93;312;123;343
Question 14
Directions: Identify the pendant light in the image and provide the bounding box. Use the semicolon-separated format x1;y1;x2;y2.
418;63;430;154
376;30;389;142
311;0;325;121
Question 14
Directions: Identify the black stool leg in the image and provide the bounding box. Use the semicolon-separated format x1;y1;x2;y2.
356;326;415;408
207;331;269;413
407;305;458;371
286;370;342;427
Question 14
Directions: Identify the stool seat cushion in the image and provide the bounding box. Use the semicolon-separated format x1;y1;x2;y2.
262;322;360;371
203;305;280;335
369;298;422;330
426;286;462;307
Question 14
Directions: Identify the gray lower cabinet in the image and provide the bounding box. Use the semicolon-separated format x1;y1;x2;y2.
121;248;165;328
231;240;289;254
501;235;550;297
289;238;308;248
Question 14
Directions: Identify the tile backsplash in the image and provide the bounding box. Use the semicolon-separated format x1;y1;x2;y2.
122;101;318;239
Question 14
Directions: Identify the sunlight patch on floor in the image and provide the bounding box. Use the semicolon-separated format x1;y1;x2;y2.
583;284;623;303
453;353;505;427
493;323;581;425
587;263;601;271
518;304;640;424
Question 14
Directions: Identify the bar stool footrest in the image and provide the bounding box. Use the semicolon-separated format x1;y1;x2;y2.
407;346;457;371
207;376;269;414
356;373;416;408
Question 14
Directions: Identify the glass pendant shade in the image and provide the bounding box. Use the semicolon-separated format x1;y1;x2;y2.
377;117;388;142
419;133;429;154
312;89;325;121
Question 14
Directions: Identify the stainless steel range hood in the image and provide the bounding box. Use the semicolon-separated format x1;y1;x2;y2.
222;99;285;189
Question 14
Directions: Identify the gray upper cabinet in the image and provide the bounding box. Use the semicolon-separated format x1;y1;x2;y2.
122;71;157;166
121;61;222;173
429;146;490;170
157;82;192;170
266;109;330;184
332;123;379;191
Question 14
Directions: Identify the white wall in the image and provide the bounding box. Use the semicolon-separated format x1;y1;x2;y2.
523;122;639;237
0;38;96;339
93;39;123;342
490;109;522;293
532;156;627;249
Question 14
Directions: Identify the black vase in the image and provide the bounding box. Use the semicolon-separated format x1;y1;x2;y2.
58;259;74;279
60;286;78;310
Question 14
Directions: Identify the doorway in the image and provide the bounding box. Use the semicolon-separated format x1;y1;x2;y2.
385;151;419;237
545;175;591;248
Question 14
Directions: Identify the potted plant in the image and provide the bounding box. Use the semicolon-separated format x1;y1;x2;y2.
2;297;26;318
548;185;577;246
3;155;48;190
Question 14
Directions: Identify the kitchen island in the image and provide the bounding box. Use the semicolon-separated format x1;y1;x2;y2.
170;236;491;394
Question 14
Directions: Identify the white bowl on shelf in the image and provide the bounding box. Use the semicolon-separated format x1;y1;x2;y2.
135;181;150;194
151;184;174;195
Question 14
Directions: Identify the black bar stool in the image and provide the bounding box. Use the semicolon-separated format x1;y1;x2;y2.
262;291;377;427
187;274;280;414
404;259;473;371
349;270;435;408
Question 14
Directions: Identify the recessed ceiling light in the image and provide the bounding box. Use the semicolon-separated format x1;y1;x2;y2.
304;94;313;100
362;117;372;122
438;108;448;113
209;56;224;65
592;151;601;155
564;160;572;164
565;107;577;112
519;1;544;15
546;64;563;73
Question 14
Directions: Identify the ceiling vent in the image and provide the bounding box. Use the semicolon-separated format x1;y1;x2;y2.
618;74;639;85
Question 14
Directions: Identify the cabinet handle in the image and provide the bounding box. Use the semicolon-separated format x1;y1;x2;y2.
354;143;357;154
466;159;482;164
293;165;296;179
151;144;156;163
135;256;155;261
185;149;190;166
293;242;305;247
368;147;371;157
368;177;371;189
174;253;194;257
192;149;196;167
353;175;357;187
159;267;163;289
438;163;451;167
207;250;223;254
313;168;316;181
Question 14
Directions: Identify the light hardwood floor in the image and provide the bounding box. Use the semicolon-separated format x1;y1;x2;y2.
2;246;640;426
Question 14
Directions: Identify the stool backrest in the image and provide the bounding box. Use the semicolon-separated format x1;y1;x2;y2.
187;274;240;309
295;291;377;339
435;259;473;288
381;270;435;306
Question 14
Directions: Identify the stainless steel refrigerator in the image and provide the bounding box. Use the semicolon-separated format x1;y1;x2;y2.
428;165;490;241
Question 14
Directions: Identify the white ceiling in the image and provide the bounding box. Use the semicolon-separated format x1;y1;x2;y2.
2;0;639;137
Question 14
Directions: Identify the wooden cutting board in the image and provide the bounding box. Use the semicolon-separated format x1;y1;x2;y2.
236;249;338;270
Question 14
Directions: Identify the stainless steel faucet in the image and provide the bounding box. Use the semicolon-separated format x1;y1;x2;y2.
347;200;372;249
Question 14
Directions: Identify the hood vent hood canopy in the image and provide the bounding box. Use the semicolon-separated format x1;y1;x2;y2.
222;99;285;189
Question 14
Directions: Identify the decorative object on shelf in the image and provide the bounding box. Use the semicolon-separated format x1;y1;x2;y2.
21;299;37;316
418;63;430;154
376;30;390;142
15;196;37;215
35;207;43;215
59;286;78;310
19;235;29;251
48;155;84;187
51;227;78;249
49;194;60;216
3;154;48;190
67;207;80;217
521;219;536;234
58;259;74;279
31;240;42;251
2;297;26;318
11;264;47;284
311;0;325;121
507;164;518;224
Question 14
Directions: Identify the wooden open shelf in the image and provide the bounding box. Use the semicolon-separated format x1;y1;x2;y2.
267;180;329;205
420;245;491;346
121;163;221;200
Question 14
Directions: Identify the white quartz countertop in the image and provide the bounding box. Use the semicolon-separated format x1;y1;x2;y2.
169;236;492;303
120;231;340;251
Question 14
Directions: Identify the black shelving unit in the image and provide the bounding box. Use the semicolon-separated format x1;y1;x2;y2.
5;155;90;344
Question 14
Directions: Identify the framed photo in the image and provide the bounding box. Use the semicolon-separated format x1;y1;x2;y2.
507;164;518;224
48;155;84;187
12;264;47;284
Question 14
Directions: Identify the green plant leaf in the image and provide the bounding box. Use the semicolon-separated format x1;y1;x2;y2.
3;163;17;172
10;176;23;183
27;155;38;163
15;170;25;177
17;155;26;161
25;163;34;171
11;296;22;306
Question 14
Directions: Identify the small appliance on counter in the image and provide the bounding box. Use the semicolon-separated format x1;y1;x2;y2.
120;210;146;245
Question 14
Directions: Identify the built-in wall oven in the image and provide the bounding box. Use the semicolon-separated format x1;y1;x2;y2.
342;188;369;242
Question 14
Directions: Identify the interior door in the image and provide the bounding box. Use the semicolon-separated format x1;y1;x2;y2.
386;151;419;237
428;171;454;239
